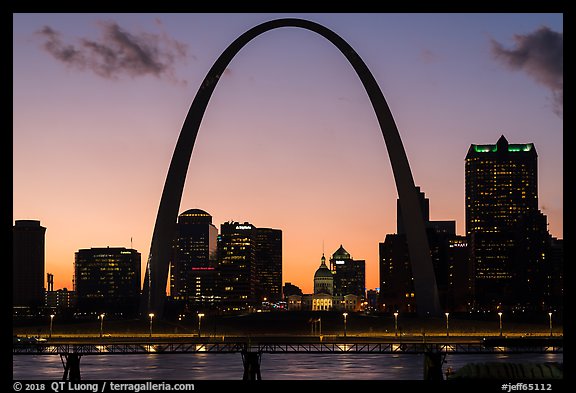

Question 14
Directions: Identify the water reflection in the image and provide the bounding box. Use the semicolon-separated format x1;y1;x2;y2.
13;353;562;380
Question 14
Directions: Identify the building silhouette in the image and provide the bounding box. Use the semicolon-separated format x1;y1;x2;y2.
445;237;473;312
170;209;218;311
379;235;414;312
465;135;553;310
74;247;141;316
366;289;379;311
13;220;46;309
512;210;553;309
329;245;366;299
283;282;303;298
254;228;283;303
548;238;563;308
379;187;470;312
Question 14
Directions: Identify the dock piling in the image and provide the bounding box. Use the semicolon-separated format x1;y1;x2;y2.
241;351;262;380
61;354;82;381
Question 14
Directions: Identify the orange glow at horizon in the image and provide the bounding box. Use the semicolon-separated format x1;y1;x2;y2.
13;13;563;298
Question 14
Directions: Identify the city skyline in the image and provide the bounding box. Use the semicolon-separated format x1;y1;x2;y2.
13;13;563;294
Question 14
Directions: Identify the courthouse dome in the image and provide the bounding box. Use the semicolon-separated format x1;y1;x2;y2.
314;254;332;278
314;254;334;296
314;263;333;278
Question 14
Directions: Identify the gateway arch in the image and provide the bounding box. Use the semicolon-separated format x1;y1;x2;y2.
142;18;442;317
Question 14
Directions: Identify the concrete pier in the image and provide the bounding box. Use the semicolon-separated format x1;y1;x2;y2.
241;351;262;380
61;353;82;380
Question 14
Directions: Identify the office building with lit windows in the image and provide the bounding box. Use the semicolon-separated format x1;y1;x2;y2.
465;135;538;233
170;209;218;311
217;222;258;311
329;245;366;299
44;273;75;313
45;288;75;312
217;222;283;311
74;247;141;316
465;135;546;310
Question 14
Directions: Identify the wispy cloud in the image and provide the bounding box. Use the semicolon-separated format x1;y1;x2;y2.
35;20;189;84
419;48;437;64
491;26;563;117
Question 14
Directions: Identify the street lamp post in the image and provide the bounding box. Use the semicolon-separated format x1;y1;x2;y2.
149;313;155;338
445;312;450;337
548;312;553;337
343;312;348;337
49;314;55;338
99;313;105;338
198;313;205;337
393;312;399;337
498;312;503;337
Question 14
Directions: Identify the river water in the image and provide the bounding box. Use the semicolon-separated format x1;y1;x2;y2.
13;353;562;380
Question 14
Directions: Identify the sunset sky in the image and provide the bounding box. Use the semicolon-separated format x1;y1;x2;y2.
13;13;563;294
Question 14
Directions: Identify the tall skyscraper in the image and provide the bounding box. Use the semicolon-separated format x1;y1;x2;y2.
465;135;545;310
217;222;283;311
170;209;218;310
329;245;366;299
13;220;46;308
74;247;141;316
217;222;257;311
465;135;538;234
254;228;282;302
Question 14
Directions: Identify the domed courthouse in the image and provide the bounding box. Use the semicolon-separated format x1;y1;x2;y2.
287;246;365;312
314;254;333;295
